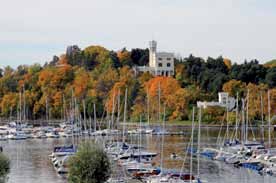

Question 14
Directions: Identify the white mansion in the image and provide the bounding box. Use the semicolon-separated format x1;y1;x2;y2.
197;92;236;111
135;40;174;76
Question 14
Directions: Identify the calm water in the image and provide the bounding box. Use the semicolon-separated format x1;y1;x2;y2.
1;127;276;183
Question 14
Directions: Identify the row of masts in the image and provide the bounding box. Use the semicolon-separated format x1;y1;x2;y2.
224;89;273;149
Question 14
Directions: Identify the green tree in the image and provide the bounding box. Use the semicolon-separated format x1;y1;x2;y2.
0;153;10;182
265;67;276;88
68;142;111;183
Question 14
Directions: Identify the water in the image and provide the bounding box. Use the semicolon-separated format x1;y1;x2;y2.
1;127;276;183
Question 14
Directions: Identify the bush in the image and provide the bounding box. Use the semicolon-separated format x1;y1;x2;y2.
68;142;111;183
0;153;10;181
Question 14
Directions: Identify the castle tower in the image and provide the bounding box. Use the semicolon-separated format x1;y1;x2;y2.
149;40;157;67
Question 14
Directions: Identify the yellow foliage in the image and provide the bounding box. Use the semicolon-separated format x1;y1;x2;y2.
223;58;232;70
223;79;246;97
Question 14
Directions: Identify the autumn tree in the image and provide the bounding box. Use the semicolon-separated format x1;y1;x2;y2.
223;58;232;70
117;48;132;66
222;79;246;97
0;93;18;117
143;76;189;120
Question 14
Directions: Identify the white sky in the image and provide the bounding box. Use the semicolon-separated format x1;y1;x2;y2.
0;0;276;68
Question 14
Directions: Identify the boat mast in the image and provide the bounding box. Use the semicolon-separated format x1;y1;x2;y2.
234;92;239;140
147;87;150;127
160;105;166;174
260;91;264;143
116;89;121;130
19;89;22;124
190;107;195;183
197;107;202;180
89;116;92;135
268;90;271;152
46;95;48;124
93;103;97;132
241;99;245;146
82;99;87;133
226;95;229;140
246;89;249;143
23;84;26;122
111;92;116;130
158;82;161;122
63;94;66;122
123;88;128;143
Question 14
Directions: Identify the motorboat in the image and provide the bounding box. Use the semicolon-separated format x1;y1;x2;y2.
46;131;60;138
146;173;201;183
10;131;28;140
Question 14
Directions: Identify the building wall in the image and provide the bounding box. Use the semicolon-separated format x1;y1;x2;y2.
155;52;174;76
149;40;157;68
136;40;175;77
197;92;236;111
149;40;174;76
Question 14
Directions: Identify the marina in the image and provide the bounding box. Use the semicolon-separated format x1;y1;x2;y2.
1;125;276;183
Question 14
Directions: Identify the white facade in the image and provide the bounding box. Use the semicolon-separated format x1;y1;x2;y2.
136;40;174;76
197;92;236;111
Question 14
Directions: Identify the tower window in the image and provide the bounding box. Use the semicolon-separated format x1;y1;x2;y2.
158;63;162;67
167;63;171;67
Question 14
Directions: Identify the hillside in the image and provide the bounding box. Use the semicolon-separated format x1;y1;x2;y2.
264;59;276;68
0;45;276;124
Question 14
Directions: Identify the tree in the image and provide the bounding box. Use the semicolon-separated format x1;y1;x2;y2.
223;58;232;70
144;76;189;120
222;79;246;97
73;68;90;99
203;106;225;123
0;153;10;181
182;54;205;84
0;93;18;117
68;142;111;183
105;66;138;113
247;83;268;120
230;60;267;84
130;48;149;66
83;45;115;69
265;67;276;88
117;48;132;66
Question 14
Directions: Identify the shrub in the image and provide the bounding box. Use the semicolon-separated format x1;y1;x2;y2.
0;153;10;181
68;142;111;183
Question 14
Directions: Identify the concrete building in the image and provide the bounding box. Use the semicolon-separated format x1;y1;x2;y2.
135;40;174;76
197;92;236;111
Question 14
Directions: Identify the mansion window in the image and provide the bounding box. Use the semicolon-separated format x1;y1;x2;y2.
158;63;162;67
167;63;171;67
167;58;171;61
158;58;162;61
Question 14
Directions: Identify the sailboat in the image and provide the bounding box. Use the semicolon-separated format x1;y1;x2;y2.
147;106;203;183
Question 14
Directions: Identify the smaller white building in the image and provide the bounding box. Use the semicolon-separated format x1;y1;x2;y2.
135;40;174;76
197;92;236;111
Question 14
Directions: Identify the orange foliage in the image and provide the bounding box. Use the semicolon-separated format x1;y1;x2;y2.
58;54;69;65
105;82;123;112
105;66;135;112
0;93;18;116
223;79;246;97
52;91;62;108
117;49;131;64
73;69;90;99
144;76;188;120
145;76;180;100
223;58;232;70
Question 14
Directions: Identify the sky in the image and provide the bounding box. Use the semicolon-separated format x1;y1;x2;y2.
1;0;276;68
